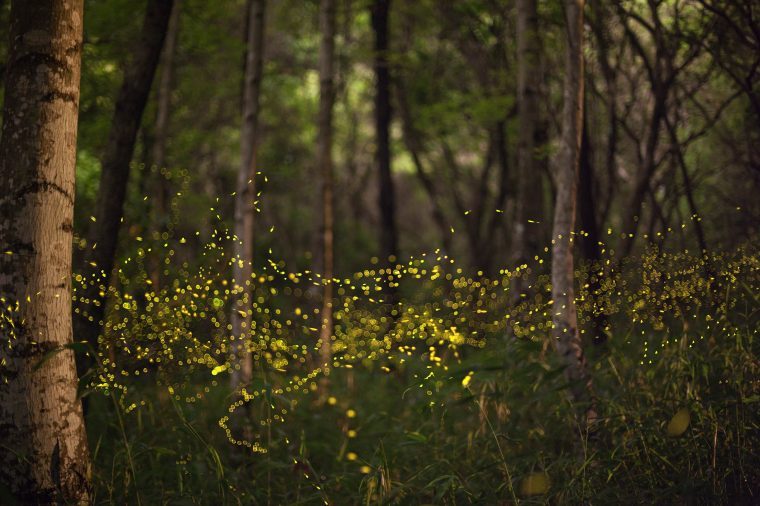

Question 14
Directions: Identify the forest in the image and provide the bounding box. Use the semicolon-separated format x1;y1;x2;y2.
0;0;758;503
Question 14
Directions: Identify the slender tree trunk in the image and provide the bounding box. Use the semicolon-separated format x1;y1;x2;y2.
317;0;336;382
231;0;265;388
578;112;608;346
149;0;182;288
486;119;511;272
579;111;600;264
0;1;91;502
371;0;398;269
551;0;595;423
514;0;545;269
74;0;174;370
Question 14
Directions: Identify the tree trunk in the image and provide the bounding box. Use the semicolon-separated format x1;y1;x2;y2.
551;0;595;423
149;0;182;288
371;0;398;269
514;0;546;269
0;0;91;502
317;0;337;382
578;111;608;346
74;0;174;370
579;114;600;264
230;0;265;388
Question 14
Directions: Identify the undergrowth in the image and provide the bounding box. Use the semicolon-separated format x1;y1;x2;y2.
74;243;759;504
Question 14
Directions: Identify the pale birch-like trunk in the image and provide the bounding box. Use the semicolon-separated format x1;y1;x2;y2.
551;0;595;423
231;0;265;388
0;0;91;502
317;0;337;379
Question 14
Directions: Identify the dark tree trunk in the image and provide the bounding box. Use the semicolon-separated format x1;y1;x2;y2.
578;112;608;346
579;115;601;264
371;0;398;269
148;0;182;289
514;0;546;270
74;0;174;369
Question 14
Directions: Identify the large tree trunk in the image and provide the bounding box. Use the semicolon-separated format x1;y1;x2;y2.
230;0;265;388
317;0;337;380
514;0;546;271
74;0;174;369
551;0;595;423
0;0;91;502
148;0;182;288
371;0;398;270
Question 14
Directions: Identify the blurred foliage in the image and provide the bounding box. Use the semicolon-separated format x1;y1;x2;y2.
56;229;758;503
2;0;760;503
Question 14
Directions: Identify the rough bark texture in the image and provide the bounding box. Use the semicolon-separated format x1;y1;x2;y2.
317;0;336;376
230;0;265;388
551;0;595;422
74;0;174;369
514;0;546;270
371;0;398;268
0;0;91;502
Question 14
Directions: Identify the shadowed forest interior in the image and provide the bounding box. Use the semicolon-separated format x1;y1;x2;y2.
0;0;759;504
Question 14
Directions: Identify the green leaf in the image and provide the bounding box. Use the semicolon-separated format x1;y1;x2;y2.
33;341;91;372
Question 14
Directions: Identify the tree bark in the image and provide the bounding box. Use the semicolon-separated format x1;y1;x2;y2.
551;0;595;423
230;0;265;388
74;0;174;370
317;0;336;381
579;114;600;264
0;0;91;502
579;110;608;346
514;0;546;269
371;0;398;269
148;0;182;288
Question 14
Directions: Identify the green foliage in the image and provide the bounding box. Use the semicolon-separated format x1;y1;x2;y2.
3;0;758;502
60;228;759;503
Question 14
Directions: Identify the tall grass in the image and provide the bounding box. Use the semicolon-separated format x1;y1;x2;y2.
75;246;759;504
